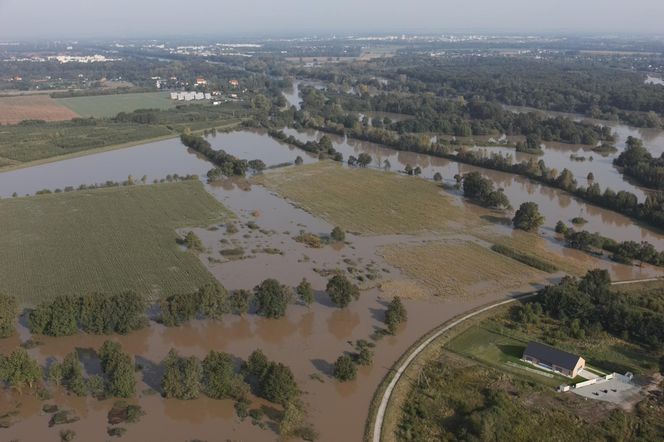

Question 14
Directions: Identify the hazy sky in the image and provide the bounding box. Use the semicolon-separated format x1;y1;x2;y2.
1;0;663;40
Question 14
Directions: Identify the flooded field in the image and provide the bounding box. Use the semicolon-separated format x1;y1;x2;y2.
1;118;663;440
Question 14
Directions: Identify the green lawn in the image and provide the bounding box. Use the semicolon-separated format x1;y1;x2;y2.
57;92;175;118
0;181;231;305
446;325;582;386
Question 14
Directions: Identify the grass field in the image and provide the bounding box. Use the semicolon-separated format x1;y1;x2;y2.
380;240;544;298
0;181;232;306
446;325;576;386
257;161;477;235
0;121;173;164
475;228;591;276
0;95;78;124
486;304;661;376
56;92;175;118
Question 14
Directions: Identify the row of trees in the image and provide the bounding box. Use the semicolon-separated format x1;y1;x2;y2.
179;133;265;179
268;130;343;161
556;222;664;266
29;291;146;337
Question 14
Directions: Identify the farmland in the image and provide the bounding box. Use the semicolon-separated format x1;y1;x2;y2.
0;94;78;124
380;240;544;298
0;120;173;165
0;180;232;305
256;161;476;235
56;92;175;118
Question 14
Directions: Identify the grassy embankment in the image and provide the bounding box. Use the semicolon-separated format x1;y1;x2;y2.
258;161;590;296
0;180;232;306
372;285;664;442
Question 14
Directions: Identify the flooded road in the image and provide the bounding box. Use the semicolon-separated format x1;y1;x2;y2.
1;119;663;440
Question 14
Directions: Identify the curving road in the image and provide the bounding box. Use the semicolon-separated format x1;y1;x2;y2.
370;277;660;442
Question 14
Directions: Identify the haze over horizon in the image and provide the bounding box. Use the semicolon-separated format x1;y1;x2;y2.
1;0;663;40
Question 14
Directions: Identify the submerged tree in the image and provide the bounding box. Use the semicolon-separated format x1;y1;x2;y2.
512;202;545;232
254;279;291;319
333;354;357;381
326;275;360;308
385;296;408;334
0;293;16;338
296;278;315;306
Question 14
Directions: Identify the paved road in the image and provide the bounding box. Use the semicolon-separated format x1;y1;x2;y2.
370;277;660;442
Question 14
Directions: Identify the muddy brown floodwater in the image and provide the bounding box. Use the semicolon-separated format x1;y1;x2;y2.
1;117;664;440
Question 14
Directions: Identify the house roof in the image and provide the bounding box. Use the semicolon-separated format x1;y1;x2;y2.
523;341;581;370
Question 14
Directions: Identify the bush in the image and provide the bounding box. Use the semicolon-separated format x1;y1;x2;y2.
330;226;345;242
385;297;408;334
490;244;558;273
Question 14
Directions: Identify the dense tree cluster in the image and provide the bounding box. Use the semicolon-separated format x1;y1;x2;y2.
98;341;136;398
29;291;146;336
161;349;202;400
0;349;41;392
374;56;664;125
461;172;510;209
160;283;230;326
531;270;664;348
301;85;616;144
243;350;298;406
614;136;664;190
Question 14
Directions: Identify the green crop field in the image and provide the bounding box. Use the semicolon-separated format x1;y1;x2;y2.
57;92;175;118
0;181;232;306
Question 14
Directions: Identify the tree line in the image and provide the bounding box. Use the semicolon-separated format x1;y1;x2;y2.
556;221;664;266
268;130;343;161
179;133;265;180
523;270;664;348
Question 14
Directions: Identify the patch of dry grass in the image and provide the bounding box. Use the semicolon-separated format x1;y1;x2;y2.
257;161;477;235
474;228;590;276
380;240;544;298
0;95;79;124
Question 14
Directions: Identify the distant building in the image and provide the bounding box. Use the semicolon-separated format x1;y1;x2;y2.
228;79;239;87
170;92;178;100
522;342;585;378
195;77;207;85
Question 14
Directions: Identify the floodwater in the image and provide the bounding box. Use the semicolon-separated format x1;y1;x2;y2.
1;121;664;440
645;75;664;86
282;80;326;110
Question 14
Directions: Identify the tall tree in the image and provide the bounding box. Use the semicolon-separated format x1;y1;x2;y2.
512;202;545;232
